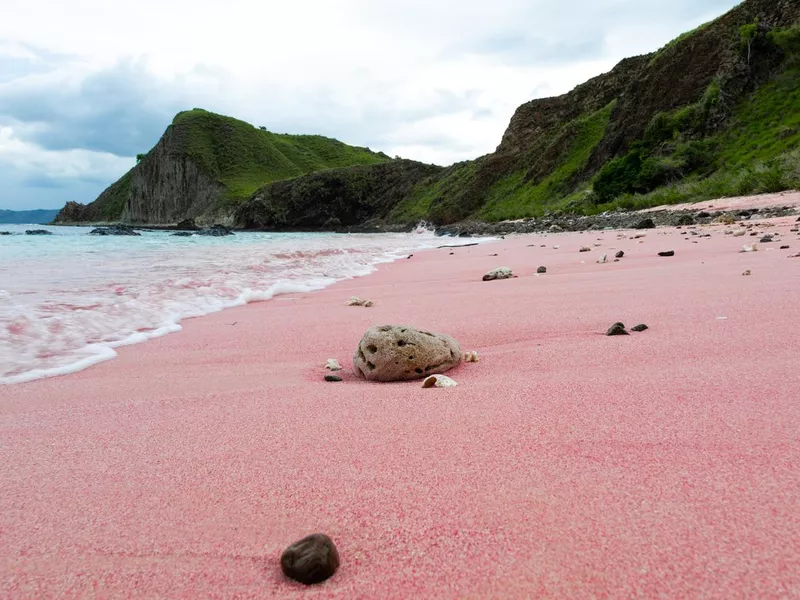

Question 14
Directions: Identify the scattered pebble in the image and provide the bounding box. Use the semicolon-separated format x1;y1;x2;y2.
742;270;751;276
740;244;759;253
324;375;343;382
658;250;675;257
483;267;514;281
463;351;480;363
606;322;630;336
733;229;746;237
789;252;800;258
347;297;374;307
631;324;649;332
325;359;342;371
281;534;340;585
760;236;773;243
422;374;458;388
615;251;624;258
780;245;790;250
537;266;547;274
579;246;591;253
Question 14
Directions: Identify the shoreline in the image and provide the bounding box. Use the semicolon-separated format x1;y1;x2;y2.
2;199;800;597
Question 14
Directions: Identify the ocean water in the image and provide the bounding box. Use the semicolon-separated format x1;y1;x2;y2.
0;224;447;385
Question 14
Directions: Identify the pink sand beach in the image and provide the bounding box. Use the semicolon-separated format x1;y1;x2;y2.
2;204;800;598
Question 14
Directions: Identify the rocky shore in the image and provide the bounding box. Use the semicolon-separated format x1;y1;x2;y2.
435;205;798;237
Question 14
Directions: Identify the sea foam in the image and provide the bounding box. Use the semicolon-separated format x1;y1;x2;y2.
0;227;450;385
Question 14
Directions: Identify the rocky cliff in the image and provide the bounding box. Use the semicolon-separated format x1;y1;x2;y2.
55;109;391;225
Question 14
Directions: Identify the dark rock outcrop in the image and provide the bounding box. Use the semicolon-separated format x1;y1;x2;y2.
25;229;53;235
196;224;233;237
235;160;441;230
89;224;141;236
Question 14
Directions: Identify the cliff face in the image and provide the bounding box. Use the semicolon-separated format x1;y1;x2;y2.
121;127;226;224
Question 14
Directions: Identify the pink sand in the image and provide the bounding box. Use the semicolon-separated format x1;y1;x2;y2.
643;189;800;213
2;214;800;598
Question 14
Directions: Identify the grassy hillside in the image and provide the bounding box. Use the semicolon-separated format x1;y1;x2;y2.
392;2;800;224
169;109;389;201
56;109;391;223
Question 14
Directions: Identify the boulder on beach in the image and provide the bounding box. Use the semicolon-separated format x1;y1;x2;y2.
633;218;655;230
353;325;462;381
281;534;340;585
482;267;513;281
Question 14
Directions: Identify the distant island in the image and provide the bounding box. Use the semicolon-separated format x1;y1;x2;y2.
0;209;60;224
55;0;799;230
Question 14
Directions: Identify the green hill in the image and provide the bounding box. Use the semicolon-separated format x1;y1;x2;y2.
56;109;391;224
384;0;800;224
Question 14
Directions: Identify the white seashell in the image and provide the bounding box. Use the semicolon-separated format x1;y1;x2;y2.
347;296;374;306
422;374;458;388
463;351;480;363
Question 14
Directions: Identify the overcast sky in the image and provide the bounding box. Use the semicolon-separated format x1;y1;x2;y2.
0;0;738;210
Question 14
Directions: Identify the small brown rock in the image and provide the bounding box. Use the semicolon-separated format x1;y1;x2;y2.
281;534;340;585
658;250;675;257
606;322;629;336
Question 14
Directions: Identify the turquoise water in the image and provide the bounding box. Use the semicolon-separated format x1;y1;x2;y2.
0;224;443;384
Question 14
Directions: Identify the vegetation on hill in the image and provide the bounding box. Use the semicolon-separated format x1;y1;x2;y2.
57;0;800;227
169;109;390;201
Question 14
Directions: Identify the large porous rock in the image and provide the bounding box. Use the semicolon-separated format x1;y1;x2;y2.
281;534;340;585
353;325;462;381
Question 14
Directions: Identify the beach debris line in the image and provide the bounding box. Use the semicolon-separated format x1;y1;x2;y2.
325;359;342;371
347;296;374;307
606;322;630;336
324;375;343;382
281;534;340;585
631;324;649;332
482;267;514;281
422;374;458;388
353;325;461;381
463;351;480;362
